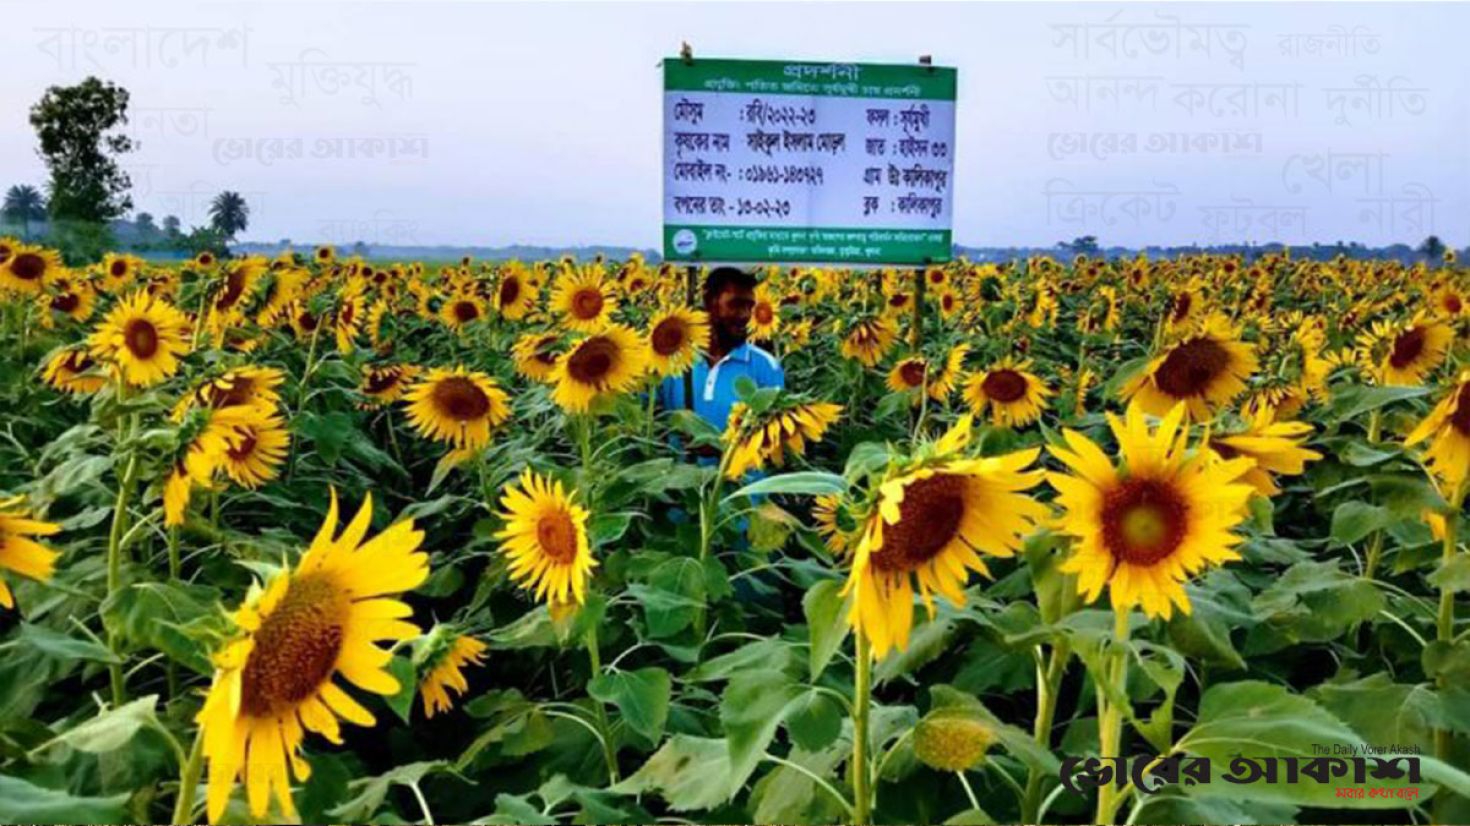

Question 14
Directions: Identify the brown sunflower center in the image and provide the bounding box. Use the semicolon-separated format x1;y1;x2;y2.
431;376;491;421
869;473;968;573
297;311;319;332
567;337;618;384
65;350;95;372
239;574;348;717
1447;295;1464;315
226;433;258;461
1154;338;1230;399
754;303;775;325
52;292;80;313
1100;477;1188;566
982;369;1028;403
364;369;403;394
498;277;521;307
124;319;160;359
888;294;908;308
571;287;604;319
651;318;687;357
210;375;257;408
110;259;128;277
453;300;480;323
899;360;927;388
11;252;45;281
1170;293;1192;322
1389;327;1426;369
1450;384;1470;436
535;509;579;563
216;269;246;310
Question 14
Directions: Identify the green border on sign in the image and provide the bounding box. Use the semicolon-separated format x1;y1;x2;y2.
664;224;951;266
664;57;956;101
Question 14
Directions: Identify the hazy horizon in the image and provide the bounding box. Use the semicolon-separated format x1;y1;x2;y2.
4;2;1468;250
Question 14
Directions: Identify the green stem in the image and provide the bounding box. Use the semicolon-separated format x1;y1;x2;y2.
171;725;205;823
1023;641;1072;823
1095;609;1131;825
105;418;140;707
852;633;873;825
1367;409;1382;443
1435;502;1460;825
585;624;620;783
1363;531;1385;581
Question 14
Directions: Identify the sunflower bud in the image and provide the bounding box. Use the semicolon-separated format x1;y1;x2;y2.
913;712;996;772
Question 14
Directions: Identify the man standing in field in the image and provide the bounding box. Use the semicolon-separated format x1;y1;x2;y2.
657;266;784;451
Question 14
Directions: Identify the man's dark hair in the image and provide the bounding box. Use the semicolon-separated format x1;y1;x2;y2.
703;266;759;306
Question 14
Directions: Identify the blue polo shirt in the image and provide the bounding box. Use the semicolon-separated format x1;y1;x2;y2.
658;342;785;433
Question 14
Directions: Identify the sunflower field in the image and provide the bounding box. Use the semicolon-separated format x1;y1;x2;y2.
3;240;1470;825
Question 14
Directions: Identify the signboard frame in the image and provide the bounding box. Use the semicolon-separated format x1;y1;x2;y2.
661;56;958;267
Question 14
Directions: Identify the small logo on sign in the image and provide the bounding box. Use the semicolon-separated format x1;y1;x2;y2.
672;229;698;256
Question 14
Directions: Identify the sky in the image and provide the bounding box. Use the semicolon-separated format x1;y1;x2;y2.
3;1;1468;250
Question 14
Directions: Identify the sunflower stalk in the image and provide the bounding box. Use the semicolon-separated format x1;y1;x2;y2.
1434;494;1462;825
1023;639;1072;823
1095;609;1132;825
583;623;621;783
851;633;874;825
105;396;142;706
171;725;206;823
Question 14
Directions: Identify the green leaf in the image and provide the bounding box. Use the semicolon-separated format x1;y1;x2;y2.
803;579;849;681
688;638;798;682
15;623;120;665
784;688;843;752
1329;501;1392;547
721;670;802;792
385;655;416;724
1177;681;1454;808
725;471;847;501
1328;384;1432;421
329;761;452;821
0;775;129;824
99;581;224;674
588;667;672;742
1430;554;1470;593
1250;560;1385;649
612;735;734;811
34;695;159;756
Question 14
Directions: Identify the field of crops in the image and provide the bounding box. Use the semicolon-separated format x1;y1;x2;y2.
2;241;1469;825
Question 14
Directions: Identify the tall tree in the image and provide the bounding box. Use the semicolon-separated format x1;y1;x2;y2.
208;190;249;244
1419;235;1447;262
29;77;136;224
3;185;47;239
133;211;157;238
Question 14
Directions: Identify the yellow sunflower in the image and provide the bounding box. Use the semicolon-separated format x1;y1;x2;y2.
41;346;108;395
216;411;291;489
2;244;64;295
551;265;617;332
39;277;96;325
403;367;511;450
1047;402;1256;619
843;415;1048;657
812;493;856;558
512;332;563;384
550;325;648;414
87;290;192;387
313;245;335;265
358;364;422;407
1407;371;1470;503
175;366;285;419
841;317;898;367
440;292;487;331
645;307;710;377
98;253;144;293
418;632;488;718
1207;406;1321;497
724;401;843;479
0;496;60;610
1360;315;1453;387
494;264;537;320
494;469;597;605
963;357;1052;428
1120;315;1257;420
886;357;930;399
196;491;427;822
749;284;781;341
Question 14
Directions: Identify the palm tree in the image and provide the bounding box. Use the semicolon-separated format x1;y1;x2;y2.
208;191;250;244
3;185;47;240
